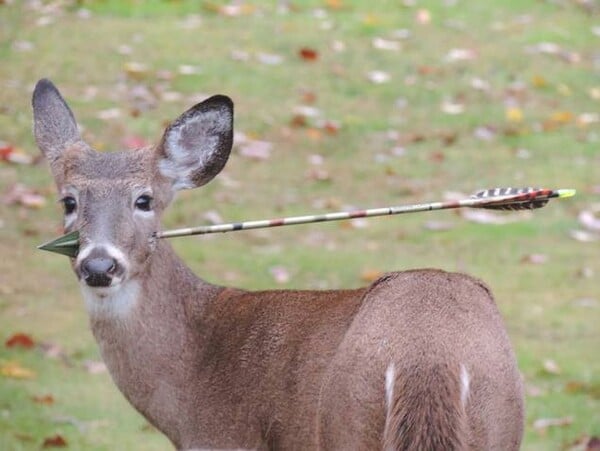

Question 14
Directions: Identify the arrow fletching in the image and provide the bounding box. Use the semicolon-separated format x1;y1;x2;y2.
37;187;575;257
472;187;575;211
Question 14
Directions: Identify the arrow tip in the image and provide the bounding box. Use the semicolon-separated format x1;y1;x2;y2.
38;231;80;258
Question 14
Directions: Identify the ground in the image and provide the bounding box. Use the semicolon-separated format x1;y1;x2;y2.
0;0;598;449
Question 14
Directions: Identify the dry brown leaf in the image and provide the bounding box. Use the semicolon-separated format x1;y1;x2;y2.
5;333;35;349
32;394;55;405
566;435;600;451
298;47;319;61
42;434;67;448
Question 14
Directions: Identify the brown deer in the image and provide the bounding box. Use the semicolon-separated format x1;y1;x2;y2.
33;78;524;450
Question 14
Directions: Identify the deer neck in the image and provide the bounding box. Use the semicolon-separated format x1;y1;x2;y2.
83;241;222;442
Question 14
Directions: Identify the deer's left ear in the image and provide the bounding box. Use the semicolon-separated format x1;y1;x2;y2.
157;95;233;190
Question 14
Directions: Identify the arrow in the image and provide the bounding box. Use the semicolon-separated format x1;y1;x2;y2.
38;187;575;257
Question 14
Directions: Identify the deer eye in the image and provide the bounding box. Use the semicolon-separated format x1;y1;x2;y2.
61;196;77;215
135;194;153;212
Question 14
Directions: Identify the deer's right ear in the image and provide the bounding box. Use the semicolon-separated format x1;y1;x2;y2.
32;79;82;182
157;95;233;191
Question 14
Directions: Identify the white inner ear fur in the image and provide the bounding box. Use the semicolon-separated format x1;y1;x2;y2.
159;108;229;191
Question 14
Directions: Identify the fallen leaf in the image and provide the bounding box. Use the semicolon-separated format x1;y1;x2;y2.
12;40;34;52
473;126;497;141
572;298;598;308
32;394;55;405
305;167;331;181
325;0;344;9
372;37;401;51
570;229;599;242
3;184;46;209
5;333;35;349
533;416;573;432
42;434;67;448
269;266;290;284
306;128;323;140
578;205;600;232
257;52;283;65
96;108;122;120
82;360;107;374
361;269;384;283
318;119;341;135
217;3;256;17
440;99;465;115
0;142;33;165
520;254;548;265
466;78;488;93
122;135;148;150
566;435;600;451
178;64;202;75
460;209;529;225
542;358;561;375
505;107;524;122
525;383;545;398
444;48;477;63
367;70;391;84
577;113;600;127
531;74;547;88
423;220;455;231
123;61;148;80
298;47;319;61
238;140;272;160
0;361;35;379
415;8;431;25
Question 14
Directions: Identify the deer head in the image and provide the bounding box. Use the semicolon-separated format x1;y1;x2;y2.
33;79;233;297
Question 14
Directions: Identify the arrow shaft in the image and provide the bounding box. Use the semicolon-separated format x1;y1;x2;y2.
155;188;561;239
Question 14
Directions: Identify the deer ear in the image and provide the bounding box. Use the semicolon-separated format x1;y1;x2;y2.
32;79;81;172
158;95;233;190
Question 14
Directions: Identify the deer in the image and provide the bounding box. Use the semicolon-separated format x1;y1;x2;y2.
32;78;524;450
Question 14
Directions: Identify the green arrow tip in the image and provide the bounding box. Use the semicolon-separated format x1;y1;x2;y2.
38;230;80;258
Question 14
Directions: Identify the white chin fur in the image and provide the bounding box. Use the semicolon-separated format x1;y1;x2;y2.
81;280;139;319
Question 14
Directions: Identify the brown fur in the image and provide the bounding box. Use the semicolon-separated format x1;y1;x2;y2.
33;79;524;450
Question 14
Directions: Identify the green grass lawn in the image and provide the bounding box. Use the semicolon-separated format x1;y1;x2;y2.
0;0;598;449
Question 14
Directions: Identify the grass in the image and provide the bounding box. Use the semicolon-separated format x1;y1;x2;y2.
0;0;598;449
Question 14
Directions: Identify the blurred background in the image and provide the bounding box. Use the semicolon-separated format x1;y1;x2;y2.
0;0;598;449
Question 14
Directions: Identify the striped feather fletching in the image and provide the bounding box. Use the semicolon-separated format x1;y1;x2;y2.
472;187;550;211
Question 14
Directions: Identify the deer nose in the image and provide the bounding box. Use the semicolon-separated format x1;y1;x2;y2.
81;257;117;287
